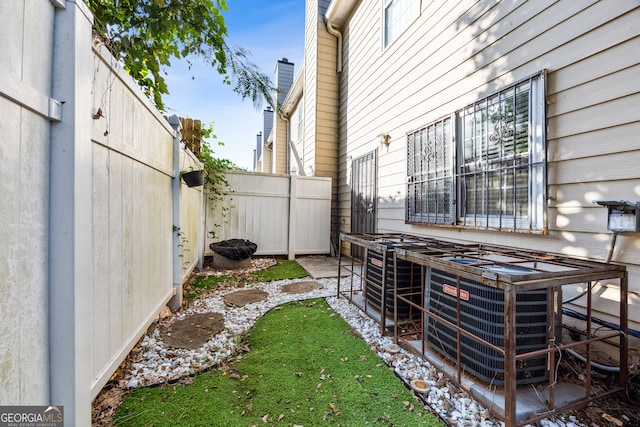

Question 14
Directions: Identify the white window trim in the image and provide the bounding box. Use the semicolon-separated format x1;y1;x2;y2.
382;0;421;49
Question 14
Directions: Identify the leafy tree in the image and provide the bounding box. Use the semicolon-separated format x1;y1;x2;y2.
88;0;275;111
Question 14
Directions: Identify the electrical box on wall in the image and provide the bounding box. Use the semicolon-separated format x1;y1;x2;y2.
594;200;640;232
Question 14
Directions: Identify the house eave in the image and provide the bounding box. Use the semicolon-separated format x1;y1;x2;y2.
280;62;305;118
325;0;359;28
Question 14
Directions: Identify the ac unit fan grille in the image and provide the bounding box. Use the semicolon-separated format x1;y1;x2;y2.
425;270;550;386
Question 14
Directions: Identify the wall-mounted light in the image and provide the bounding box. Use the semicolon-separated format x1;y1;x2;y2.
379;132;391;147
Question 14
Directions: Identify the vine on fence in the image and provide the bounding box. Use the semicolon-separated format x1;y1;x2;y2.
197;123;238;241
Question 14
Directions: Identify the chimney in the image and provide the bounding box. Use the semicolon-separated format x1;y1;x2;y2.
256;132;262;159
263;107;274;144
275;58;295;108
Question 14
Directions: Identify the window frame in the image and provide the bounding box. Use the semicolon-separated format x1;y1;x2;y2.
405;70;548;233
406;115;455;225
383;0;421;49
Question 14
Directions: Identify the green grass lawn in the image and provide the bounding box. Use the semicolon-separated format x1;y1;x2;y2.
185;259;309;301
113;299;442;426
251;259;308;282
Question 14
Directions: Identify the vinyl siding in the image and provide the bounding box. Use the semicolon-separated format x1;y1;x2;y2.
274;114;288;174
303;0;339;246
334;0;640;295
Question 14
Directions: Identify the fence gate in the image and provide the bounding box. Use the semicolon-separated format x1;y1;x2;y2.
351;151;377;258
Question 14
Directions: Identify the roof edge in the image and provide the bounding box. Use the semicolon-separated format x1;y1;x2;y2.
325;0;359;28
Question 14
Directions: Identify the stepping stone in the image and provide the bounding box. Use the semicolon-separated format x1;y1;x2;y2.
223;289;269;307
161;312;224;350
280;281;323;294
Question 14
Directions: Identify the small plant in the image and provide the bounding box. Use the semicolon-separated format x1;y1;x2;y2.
188;122;238;241
173;226;191;271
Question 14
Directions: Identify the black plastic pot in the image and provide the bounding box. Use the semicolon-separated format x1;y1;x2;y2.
210;239;257;260
182;170;204;187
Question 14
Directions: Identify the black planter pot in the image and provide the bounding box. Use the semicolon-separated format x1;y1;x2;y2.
182;170;204;187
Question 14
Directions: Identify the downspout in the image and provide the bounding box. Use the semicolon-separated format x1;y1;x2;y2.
279;111;306;176
325;18;343;73
168;115;183;310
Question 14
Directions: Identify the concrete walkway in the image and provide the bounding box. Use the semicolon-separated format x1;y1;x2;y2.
295;256;351;279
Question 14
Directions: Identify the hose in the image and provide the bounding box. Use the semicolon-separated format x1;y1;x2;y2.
563;308;640;339
564;348;634;373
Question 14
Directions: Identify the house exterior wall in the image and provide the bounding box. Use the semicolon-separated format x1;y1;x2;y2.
261;146;272;173
288;102;306;175
303;0;339;179
304;0;340;249
334;1;640;295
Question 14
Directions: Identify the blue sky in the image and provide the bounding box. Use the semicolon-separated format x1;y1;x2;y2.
163;1;306;169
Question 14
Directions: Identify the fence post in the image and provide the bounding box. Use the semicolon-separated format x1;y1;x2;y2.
169;115;183;309
198;187;205;269
48;0;94;424
288;175;297;260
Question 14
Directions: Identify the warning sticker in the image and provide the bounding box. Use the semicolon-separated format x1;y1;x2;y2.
370;258;384;268
442;284;470;301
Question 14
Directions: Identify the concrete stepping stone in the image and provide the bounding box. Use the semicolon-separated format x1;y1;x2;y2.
280;281;323;294
223;289;269;307
160;312;224;350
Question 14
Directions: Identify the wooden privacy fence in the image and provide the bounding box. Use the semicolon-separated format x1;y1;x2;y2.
205;172;332;258
179;117;202;154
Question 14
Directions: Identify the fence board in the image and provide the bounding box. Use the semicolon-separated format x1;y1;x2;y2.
205;172;332;257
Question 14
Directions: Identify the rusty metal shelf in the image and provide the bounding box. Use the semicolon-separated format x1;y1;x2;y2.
338;232;628;426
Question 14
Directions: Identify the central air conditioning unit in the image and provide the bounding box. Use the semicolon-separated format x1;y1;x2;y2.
365;242;422;319
425;259;556;386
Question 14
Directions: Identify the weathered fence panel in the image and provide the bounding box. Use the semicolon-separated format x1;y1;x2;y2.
178;148;204;282
205;172;332;257
1;2;203;423
89;43;177;398
291;176;332;255
0;0;56;406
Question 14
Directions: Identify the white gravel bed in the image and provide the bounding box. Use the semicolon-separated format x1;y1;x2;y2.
124;276;585;427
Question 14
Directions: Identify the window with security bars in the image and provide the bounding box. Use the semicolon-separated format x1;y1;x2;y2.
406;71;547;232
406;117;454;224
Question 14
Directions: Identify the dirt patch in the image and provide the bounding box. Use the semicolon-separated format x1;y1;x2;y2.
160;312;225;350
223;289;269;307
280;281;323;294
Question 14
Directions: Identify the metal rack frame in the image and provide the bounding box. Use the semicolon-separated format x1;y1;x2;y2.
338;232;628;426
337;233;440;334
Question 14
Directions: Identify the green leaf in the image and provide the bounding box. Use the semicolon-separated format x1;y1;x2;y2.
87;0;274;112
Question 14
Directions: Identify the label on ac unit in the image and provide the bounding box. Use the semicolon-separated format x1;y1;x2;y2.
442;284;470;301
370;258;384;268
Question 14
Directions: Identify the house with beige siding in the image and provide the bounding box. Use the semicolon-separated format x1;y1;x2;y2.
274;0;640;348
